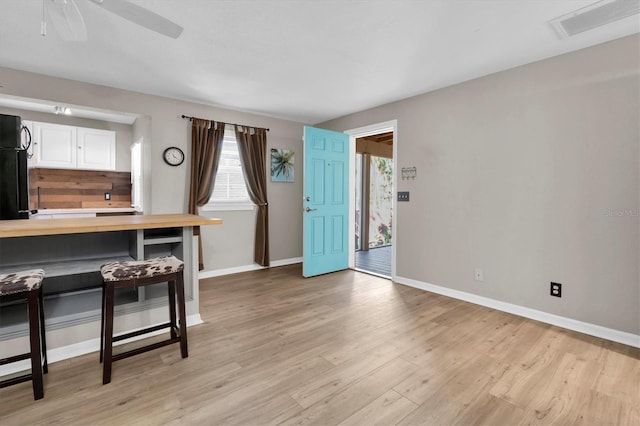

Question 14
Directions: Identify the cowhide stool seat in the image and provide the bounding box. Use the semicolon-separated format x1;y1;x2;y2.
0;269;47;400
99;255;188;385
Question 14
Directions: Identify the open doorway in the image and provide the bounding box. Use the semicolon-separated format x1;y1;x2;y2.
345;120;398;280
354;132;393;278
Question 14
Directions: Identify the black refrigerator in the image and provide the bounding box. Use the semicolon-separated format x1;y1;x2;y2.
0;114;31;220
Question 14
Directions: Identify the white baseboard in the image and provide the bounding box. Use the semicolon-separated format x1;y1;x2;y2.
395;276;640;348
198;264;264;279
199;257;303;279
0;314;203;378
271;257;303;267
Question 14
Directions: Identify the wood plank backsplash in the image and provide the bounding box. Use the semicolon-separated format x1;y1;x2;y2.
29;168;132;210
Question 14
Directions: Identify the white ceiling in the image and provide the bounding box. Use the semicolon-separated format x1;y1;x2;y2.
0;0;638;124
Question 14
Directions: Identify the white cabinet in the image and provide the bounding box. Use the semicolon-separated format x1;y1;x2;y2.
77;127;116;170
33;122;77;169
31;122;116;171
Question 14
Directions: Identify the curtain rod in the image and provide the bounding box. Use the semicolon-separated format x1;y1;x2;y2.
181;115;269;132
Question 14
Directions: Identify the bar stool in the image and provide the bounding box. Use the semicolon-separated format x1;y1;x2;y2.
99;255;188;385
0;269;47;400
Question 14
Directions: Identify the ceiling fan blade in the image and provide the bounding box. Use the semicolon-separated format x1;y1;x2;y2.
89;0;183;39
46;0;88;41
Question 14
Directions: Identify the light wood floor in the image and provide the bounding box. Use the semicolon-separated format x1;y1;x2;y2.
1;264;638;425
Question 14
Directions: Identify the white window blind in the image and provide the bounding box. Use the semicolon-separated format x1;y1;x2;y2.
203;128;253;211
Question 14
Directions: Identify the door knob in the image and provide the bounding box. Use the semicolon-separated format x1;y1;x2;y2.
305;196;311;201
305;207;316;212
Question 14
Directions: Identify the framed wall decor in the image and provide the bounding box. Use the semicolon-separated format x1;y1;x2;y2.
270;148;295;182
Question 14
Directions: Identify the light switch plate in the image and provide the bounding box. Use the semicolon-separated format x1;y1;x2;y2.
398;192;410;202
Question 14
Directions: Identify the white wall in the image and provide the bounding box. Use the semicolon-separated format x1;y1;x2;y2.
320;35;640;335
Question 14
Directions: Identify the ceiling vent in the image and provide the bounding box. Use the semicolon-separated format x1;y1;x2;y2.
549;0;640;38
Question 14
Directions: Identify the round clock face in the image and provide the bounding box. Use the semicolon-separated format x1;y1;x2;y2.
163;147;185;166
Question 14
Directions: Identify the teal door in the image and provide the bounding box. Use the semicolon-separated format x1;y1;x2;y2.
303;126;349;277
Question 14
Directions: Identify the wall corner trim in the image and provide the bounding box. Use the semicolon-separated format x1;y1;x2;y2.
394;276;640;348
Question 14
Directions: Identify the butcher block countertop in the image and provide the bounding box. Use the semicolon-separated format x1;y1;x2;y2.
0;214;222;238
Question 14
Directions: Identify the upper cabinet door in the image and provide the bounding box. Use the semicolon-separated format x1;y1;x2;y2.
77;127;116;171
33;122;77;169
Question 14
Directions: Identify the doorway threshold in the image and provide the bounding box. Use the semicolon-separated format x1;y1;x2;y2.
353;268;391;280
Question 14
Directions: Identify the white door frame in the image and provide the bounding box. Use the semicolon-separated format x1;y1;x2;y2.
345;120;398;280
130;137;144;213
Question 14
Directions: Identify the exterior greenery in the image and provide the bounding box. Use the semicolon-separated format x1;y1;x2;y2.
369;156;393;248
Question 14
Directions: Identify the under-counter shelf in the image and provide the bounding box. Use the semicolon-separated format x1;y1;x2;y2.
46;287;138;316
142;226;183;248
1;286;140;337
143;236;182;245
143;227;182;239
0;255;136;278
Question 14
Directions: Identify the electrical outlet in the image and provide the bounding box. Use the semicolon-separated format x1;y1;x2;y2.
550;282;562;297
104;192;111;200
474;268;483;281
398;192;410;202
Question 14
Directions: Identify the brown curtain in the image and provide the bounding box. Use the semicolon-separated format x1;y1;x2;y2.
235;125;270;267
188;119;225;270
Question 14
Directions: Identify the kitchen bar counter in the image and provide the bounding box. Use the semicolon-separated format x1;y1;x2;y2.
0;214;222;366
0;213;221;238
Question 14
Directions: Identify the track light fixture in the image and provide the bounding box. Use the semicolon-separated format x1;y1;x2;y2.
53;106;71;115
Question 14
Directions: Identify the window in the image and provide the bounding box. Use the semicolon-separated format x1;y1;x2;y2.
202;128;253;211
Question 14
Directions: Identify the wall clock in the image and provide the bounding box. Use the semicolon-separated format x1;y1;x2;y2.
163;147;185;166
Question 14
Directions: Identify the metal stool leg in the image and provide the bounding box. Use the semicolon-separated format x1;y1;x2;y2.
175;271;188;358
168;280;177;339
100;283;105;363
28;291;44;400
38;287;48;375
102;283;115;385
